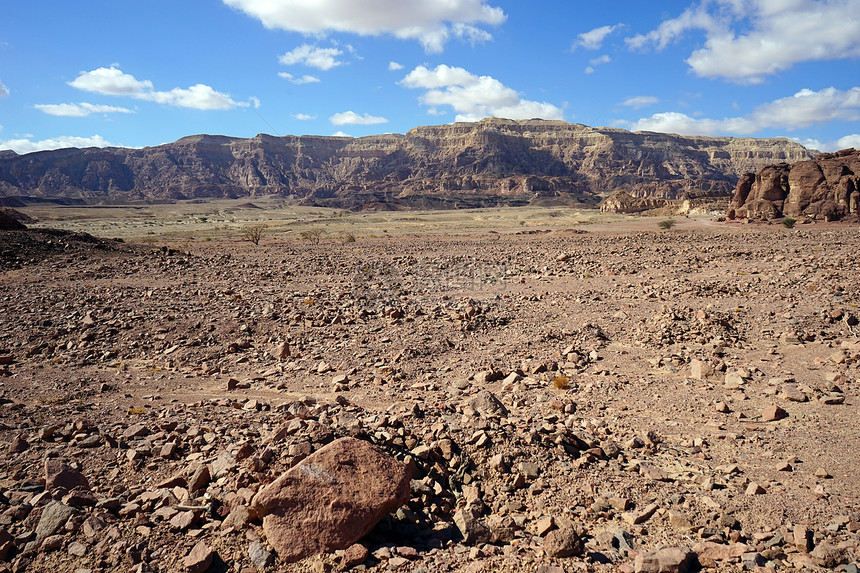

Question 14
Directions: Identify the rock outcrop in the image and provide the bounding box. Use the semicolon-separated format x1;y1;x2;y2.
728;148;859;221
0;119;813;210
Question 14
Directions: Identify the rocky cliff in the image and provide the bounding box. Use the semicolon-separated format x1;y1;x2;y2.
0;118;814;210
728;148;860;221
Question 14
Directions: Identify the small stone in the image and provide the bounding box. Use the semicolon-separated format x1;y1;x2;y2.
45;460;89;492
810;543;851;568
170;510;196;531
535;516;555;536
331;373;349;385
634;546;696;573
454;508;491;545
40;534;64;552
8;434;28;453
793;525;812;552
340;543;369;569
518;461;540;480
690;359;714;380
248;541;274;570
271;342;290;360
182;541;214;573
745;482;766;495
188;463;210;493
623;503;659;525
67;541;87;557
543;525;583;558
668;510;693;530
761;404;787;421
35;501;75;542
814;467;832;478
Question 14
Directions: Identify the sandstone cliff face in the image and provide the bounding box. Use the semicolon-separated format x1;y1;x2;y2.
0;118;814;209
728;149;860;221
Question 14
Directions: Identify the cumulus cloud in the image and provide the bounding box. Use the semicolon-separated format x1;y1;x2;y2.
834;133;860;149
293;113;316;120
0;134;115;154
626;0;860;83
575;24;623;50
400;64;564;122
585;54;611;74
35;102;134;117
624;86;860;136
279;44;344;70
0;80;9;97
223;0;506;53
69;66;246;110
278;72;321;84
794;133;860;152
329;111;389;125
622;96;659;109
388;61;404;71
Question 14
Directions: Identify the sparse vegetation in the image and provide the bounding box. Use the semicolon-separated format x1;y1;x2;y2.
782;217;797;228
658;218;676;230
552;375;570;389
341;232;356;244
300;228;326;245
240;223;266;245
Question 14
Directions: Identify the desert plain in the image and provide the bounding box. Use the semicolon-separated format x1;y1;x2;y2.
0;200;858;573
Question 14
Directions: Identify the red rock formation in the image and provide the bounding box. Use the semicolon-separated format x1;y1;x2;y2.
729;149;860;221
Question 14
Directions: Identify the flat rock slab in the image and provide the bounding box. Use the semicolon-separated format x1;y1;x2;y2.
251;436;410;563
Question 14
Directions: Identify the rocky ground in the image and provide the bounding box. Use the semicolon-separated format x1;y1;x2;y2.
0;219;858;573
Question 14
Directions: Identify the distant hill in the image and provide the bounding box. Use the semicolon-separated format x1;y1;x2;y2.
0;118;814;210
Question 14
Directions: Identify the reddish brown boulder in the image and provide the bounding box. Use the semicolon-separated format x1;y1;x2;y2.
251;437;410;563
45;460;89;491
182;541;214;573
635;546;697;573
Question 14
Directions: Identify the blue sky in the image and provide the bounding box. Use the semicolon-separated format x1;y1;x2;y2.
1;0;859;154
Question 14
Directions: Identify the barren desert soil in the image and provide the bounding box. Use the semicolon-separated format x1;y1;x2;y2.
0;215;858;573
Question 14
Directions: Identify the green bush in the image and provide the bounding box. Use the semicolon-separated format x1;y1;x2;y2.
658;218;676;230
782;217;797;228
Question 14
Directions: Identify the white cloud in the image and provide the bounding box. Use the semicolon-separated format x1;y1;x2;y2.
626;0;860;83
278;72;321;84
279;44;344;70
794;133;860;152
0;79;9;97
0;134;115;154
400;64;564;122
624;86;860;136
625;3;721;51
35;102;134;117
69;66;246;110
622;95;659;109
223;0;506;53
250;96;261;109
575;23;623;50
388;61;404;71
585;54;611;73
293;113;317;120
331;131;354;137
834;133;860;149
329;111;389;126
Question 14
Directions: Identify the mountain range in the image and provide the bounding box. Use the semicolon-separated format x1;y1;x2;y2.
0;118;815;211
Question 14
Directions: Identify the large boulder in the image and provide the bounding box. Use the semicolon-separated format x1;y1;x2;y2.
250;437;411;563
